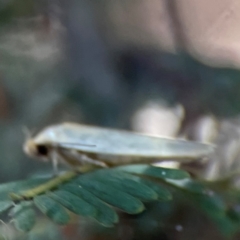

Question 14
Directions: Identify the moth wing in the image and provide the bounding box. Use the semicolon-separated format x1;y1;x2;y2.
35;123;214;161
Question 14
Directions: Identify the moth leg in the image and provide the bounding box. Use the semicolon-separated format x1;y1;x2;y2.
70;150;107;168
51;150;61;176
81;154;107;168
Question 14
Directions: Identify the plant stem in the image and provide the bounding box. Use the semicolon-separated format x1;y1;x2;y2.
9;165;97;201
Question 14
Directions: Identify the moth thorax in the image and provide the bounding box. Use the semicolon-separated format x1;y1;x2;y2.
23;139;49;159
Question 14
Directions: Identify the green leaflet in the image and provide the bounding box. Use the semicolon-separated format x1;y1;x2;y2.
11;202;35;232
192;194;235;237
61;184;118;227
138;179;172;201
76;177;145;214
115;165;190;180
34;195;70;225
166;179;210;194
210;214;239;237
86;170;158;201
98;177;158;201
193;194;226;217
49;190;97;217
80;169;172;201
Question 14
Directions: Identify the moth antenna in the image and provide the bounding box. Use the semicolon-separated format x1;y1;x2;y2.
56;142;96;147
51;150;59;176
22;126;34;141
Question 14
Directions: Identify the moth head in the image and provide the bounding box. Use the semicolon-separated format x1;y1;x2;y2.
22;126;51;161
23;139;50;161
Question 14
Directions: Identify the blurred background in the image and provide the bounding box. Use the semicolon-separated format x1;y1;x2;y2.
1;0;240;239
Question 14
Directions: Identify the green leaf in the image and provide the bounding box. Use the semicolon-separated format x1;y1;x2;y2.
192;194;226;217
192;194;234;236
0;200;12;213
11;202;35;232
76;177;145;214
166;179;210;194
116;165;190;180
61;184;118;227
49;190;97;217
197;198;238;237
138;180;172;201
34;195;70;225
212;215;239;237
89;170;158;201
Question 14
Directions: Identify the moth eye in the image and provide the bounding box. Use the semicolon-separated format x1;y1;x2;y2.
36;145;48;156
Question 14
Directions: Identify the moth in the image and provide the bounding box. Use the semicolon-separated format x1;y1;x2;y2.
24;122;214;172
